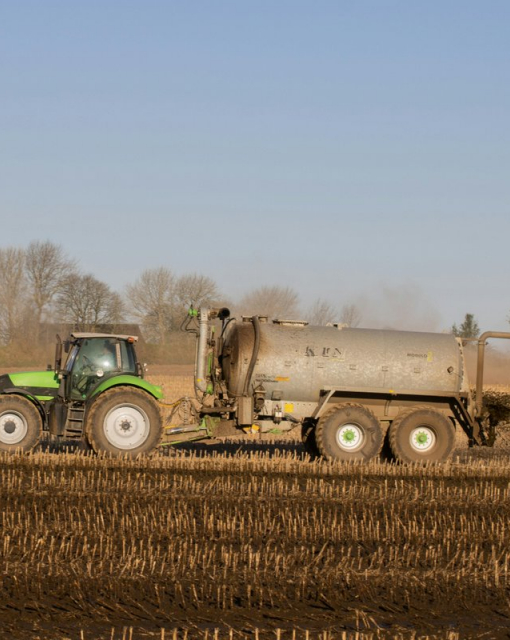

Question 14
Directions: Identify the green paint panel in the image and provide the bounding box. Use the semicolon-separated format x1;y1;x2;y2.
91;375;163;399
9;371;60;389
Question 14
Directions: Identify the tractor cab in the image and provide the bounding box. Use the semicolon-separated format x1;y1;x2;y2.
45;331;163;453
59;333;141;401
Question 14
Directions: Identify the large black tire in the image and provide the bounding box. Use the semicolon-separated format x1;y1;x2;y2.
86;387;163;458
0;395;42;453
389;406;455;463
316;404;383;461
301;419;320;458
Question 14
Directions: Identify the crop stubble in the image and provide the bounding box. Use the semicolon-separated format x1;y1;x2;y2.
1;441;510;639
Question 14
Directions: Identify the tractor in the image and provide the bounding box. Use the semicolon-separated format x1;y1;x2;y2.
0;333;163;456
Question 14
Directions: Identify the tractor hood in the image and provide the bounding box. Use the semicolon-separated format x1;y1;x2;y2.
0;371;60;400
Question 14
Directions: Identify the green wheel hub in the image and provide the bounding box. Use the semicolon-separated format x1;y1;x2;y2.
410;426;436;452
336;423;364;451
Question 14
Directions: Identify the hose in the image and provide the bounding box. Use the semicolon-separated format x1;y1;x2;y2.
220;317;235;339
180;308;199;335
242;315;261;397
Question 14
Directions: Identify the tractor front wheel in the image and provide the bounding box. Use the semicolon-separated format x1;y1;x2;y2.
86;387;163;457
0;395;42;453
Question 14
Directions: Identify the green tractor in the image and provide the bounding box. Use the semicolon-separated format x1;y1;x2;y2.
0;333;164;456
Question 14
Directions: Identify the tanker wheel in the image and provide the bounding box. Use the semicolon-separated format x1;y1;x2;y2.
389;406;455;463
86;387;163;458
316;404;383;461
301;419;320;458
0;395;42;453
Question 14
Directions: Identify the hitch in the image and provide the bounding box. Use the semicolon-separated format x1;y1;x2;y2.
160;416;217;447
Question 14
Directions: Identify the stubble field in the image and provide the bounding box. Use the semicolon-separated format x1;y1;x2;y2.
1;375;510;640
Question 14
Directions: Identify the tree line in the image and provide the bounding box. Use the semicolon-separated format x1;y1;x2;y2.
0;241;482;348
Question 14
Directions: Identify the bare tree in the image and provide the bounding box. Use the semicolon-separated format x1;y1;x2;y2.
0;247;32;344
125;267;174;343
305;298;338;325
174;273;220;310
238;286;300;319
171;273;222;327
25;240;77;325
55;274;124;332
340;303;362;328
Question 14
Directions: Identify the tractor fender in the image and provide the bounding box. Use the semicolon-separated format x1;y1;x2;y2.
90;375;164;401
0;389;47;425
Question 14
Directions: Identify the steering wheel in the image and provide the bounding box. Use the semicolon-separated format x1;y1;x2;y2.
73;355;96;393
79;354;96;373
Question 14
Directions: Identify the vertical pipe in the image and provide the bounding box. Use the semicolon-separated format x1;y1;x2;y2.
195;308;210;393
243;316;261;397
475;331;510;416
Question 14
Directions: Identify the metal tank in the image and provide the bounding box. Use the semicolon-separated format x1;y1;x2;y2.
220;319;467;403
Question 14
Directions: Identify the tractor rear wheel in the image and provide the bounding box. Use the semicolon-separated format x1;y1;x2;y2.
86;387;163;457
316;404;383;461
0;395;42;453
389;406;455;463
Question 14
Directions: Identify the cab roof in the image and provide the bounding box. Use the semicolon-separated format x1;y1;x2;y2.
70;332;138;342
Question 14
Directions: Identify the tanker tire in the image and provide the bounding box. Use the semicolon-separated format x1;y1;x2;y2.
86;387;163;458
0;395;42;453
389;406;455;464
316;404;383;461
301;419;320;458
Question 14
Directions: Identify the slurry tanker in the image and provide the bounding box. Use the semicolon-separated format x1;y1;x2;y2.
0;307;508;463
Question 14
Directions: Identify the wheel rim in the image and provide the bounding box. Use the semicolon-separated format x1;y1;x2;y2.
336;423;364;451
0;410;28;445
103;404;150;450
409;426;436;453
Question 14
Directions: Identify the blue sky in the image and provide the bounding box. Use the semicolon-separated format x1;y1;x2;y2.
1;1;509;332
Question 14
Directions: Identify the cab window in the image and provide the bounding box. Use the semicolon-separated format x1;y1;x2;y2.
69;338;134;399
119;341;136;373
